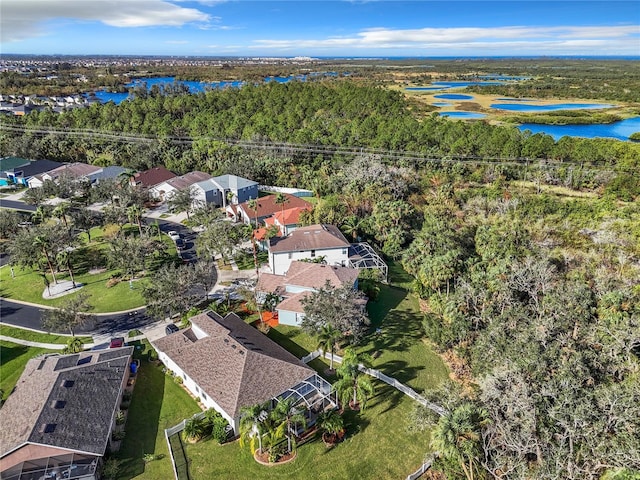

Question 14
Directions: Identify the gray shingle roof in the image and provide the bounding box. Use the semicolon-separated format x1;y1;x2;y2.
152;312;313;419
0;347;133;458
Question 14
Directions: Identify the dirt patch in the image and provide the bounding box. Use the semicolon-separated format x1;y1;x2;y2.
88;268;107;275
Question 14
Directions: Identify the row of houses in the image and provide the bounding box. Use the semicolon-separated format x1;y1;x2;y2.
0;312;337;480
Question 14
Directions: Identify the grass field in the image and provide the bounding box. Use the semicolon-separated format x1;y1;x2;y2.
116;341;201;480
0;324;92;344
0;340;54;402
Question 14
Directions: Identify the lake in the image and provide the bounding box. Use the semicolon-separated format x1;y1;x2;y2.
492;102;613;112
91;72;341;104
439;112;487;119
518;116;640;141
434;94;474;100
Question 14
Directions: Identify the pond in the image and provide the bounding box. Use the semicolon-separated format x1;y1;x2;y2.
439;111;487;119
492;102;614;112
434;94;474;100
518;116;640;141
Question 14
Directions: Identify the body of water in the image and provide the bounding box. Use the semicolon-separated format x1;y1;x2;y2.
432;81;505;87
518;116;640;141
434;94;474;100
439;111;487;119
91;72;340;104
492;102;613;112
406;87;446;91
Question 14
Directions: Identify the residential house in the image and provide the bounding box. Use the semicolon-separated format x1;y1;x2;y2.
192;174;259;208
152;311;336;433
267;224;351;275
27;163;103;188
230;193;312;226
2;159;63;187
0;347;134;480
257;261;359;326
263;206;311;236
149;171;212;201
86;165;129;185
0;157;31;186
130;166;176;189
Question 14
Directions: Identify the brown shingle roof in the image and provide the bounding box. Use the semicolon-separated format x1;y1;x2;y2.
257;261;358;293
269;224;350;253
0;347;133;458
238;193;311;220
132;166;176;188
275;291;311;314
152;312;313;419
163;171;212;190
46;162;102;179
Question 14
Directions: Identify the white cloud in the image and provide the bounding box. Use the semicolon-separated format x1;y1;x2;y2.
1;0;210;42
251;25;640;54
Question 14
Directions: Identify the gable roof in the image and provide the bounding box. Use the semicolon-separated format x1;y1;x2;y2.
266;206;311;227
86;165;128;182
237;193;311;220
0;347;133;459
162;171;212;191
269;224;350;253
9;159;63;178
44;163;102;180
275;291;312;314
257;261;358;294
211;174;258;191
0;157;30;171
152;312;313;419
132;166;176;188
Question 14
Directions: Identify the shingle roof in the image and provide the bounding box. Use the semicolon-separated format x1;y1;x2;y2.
269;206;311;226
0;157;30;171
152;312;313;419
163;171;212;191
87;165;128;182
257;261;358;293
0;347;133;458
212;174;258;191
132;166;176;188
275;291;311;314
10;159;63;177
45;163;102;179
269;224;350;253
237;193;311;220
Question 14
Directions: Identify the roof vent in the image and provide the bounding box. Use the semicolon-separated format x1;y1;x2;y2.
41;423;57;434
53;400;66;409
62;380;74;388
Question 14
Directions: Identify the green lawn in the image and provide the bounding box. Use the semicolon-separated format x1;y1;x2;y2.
0;324;92;344
0;224;178;313
0;340;54;402
117;341;201;480
184;280;448;479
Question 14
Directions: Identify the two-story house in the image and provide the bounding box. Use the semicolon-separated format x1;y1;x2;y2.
192;174;259;208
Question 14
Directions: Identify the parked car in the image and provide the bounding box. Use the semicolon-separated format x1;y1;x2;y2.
109;337;125;348
167;230;181;241
165;324;180;335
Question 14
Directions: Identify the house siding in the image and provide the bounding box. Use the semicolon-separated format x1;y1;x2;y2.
277;310;304;327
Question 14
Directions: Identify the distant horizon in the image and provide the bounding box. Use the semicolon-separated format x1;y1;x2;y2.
1;1;638;57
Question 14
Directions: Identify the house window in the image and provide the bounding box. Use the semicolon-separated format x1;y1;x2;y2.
311;250;316;258
195;385;200;393
288;252;293;259
342;248;347;255
202;393;207;400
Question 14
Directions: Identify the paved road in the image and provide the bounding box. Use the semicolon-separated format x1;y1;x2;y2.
0;298;159;336
0;199;36;212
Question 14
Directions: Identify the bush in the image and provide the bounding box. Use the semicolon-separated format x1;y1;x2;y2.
112;430;126;441
101;458;120;480
106;277;121;288
128;329;142;338
204;409;230;444
116;410;126;425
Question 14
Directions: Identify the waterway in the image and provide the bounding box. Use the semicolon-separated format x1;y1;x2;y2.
518;116;640;141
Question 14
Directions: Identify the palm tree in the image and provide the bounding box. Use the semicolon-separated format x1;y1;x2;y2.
127;204;144;236
247;198;260;227
225;190;236;207
52;202;71;229
62;337;84;354
316;409;345;445
271;397;307;455
431;403;488;480
118;169;136;188
34;234;58;283
274;192;289;219
182;416;206;443
32;205;50;225
239;402;270;454
316;324;341;371
333;348;375;411
56;249;76;287
341;215;365;242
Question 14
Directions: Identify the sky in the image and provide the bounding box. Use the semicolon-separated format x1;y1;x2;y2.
1;0;639;57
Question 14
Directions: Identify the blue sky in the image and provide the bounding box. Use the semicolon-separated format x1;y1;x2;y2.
1;1;639;57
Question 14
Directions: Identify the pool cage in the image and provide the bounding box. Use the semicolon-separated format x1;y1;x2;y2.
1;453;99;480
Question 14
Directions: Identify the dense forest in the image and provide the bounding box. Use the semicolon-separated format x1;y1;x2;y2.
1;61;639;479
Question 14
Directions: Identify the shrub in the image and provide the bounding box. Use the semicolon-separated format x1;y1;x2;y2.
116;410;126;425
204;409;230;444
128;329;142;338
112;430;126;441
101;458;120;480
106;277;121;288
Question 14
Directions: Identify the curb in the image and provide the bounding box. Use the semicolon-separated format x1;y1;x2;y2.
0;297;146;316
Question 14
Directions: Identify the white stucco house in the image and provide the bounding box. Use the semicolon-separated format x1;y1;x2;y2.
149;171;212;201
151;311;336;434
267;224;351;275
257;261;360;327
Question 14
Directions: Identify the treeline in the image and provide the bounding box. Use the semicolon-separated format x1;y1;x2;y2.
503;110;623;125
2;82;639;177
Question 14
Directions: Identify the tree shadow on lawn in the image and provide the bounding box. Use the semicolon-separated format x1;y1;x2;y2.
267;328;310;358
367;285;407;329
362;308;424;358
0;343;33;367
116;349;165;479
366;383;405;417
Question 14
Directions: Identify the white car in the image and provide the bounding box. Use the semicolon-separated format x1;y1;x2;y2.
167;230;181;241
